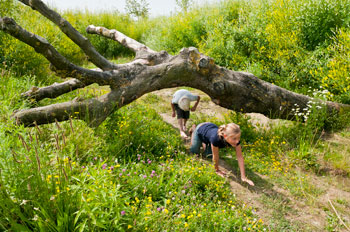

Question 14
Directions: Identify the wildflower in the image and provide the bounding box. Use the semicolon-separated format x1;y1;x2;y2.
102;164;107;169
121;211;126;216
163;209;169;214
20;200;28;206
128;225;132;229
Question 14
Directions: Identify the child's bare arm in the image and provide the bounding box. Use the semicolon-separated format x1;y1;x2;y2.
235;145;254;186
191;96;200;111
171;103;175;117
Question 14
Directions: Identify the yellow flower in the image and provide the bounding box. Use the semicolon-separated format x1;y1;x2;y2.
128;225;132;229
163;209;169;214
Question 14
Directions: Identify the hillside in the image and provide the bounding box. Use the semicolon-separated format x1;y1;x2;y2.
140;88;350;231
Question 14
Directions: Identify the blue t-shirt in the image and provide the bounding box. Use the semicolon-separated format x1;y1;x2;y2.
197;123;232;148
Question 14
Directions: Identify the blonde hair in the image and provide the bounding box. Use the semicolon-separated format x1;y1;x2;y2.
218;123;241;137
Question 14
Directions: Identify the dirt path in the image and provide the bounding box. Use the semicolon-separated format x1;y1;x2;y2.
145;88;350;231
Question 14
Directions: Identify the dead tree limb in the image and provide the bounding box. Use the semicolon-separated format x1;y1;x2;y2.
1;0;349;127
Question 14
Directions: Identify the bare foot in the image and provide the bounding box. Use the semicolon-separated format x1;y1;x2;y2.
216;170;226;177
180;131;188;138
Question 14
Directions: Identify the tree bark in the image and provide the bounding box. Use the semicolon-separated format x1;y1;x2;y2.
1;0;349;127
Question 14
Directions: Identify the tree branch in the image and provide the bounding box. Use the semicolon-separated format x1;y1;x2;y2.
0;17;128;88
106;47;350;120
86;25;173;66
21;79;87;102
17;0;116;70
14;91;121;127
86;25;155;54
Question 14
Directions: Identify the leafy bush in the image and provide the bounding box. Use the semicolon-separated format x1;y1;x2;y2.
297;0;350;50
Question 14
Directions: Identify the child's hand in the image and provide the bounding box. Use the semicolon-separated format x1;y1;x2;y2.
241;177;254;186
172;112;175;117
190;106;197;112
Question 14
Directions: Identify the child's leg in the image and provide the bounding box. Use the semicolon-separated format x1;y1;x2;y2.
178;119;188;138
177;118;185;132
190;124;202;154
183;118;188;131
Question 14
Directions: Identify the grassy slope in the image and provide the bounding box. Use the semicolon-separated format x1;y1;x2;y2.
141;88;350;231
1;60;350;231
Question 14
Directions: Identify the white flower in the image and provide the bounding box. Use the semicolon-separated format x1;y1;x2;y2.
20;200;28;205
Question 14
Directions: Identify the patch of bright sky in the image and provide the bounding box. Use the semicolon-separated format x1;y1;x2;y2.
43;0;223;17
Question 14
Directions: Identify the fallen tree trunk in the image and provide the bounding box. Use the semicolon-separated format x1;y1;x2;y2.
1;0;349;127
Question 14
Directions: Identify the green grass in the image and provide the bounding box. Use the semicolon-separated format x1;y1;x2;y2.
0;73;266;231
1;64;350;231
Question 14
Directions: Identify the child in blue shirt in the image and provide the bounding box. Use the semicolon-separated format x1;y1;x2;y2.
190;122;254;185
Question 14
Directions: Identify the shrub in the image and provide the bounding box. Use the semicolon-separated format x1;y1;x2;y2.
296;0;350;50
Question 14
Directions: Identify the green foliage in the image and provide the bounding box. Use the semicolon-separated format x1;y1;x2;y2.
101;103;185;161
297;0;350;50
146;10;208;53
